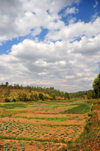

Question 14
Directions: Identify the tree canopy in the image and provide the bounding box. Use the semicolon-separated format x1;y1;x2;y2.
93;73;100;98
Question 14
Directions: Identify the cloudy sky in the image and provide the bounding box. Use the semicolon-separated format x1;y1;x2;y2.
0;0;100;92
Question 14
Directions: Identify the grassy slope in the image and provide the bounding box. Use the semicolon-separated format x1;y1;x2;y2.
61;103;91;114
67;99;100;151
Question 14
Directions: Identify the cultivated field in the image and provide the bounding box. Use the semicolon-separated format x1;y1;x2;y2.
0;99;91;151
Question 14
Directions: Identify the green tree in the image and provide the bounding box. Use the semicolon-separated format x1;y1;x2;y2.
51;93;56;100
5;82;9;87
64;92;70;99
93;73;100;98
39;93;44;101
87;90;96;99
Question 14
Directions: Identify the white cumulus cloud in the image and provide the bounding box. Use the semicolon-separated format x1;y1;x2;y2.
0;0;100;92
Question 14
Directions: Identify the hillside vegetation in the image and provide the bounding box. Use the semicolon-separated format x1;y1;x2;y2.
0;73;100;150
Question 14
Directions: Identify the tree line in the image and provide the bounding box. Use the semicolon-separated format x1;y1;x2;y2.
87;73;100;99
0;72;100;102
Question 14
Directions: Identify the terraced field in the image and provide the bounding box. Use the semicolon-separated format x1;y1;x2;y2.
0;99;91;151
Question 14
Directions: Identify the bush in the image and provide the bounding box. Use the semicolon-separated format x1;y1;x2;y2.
17;91;27;101
30;93;39;101
87;90;96;99
64;92;70;99
5;98;10;102
39;93;44;101
51;93;56;100
93;73;100;98
12;98;16;102
88;112;93;117
34;93;39;100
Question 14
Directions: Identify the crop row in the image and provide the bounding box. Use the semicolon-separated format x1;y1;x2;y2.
4;142;25;151
1;141;68;151
0;121;82;142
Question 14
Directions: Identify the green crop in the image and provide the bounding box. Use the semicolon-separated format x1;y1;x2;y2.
4;143;8;151
21;142;25;151
12;144;17;151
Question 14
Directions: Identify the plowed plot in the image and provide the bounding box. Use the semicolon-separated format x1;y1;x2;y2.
0;117;86;126
0;139;67;151
0;121;83;142
0;100;90;150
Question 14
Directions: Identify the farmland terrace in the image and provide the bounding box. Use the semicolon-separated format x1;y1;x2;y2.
0;99;92;151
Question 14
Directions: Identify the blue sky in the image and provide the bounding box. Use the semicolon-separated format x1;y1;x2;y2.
0;0;100;92
0;0;100;55
59;0;98;23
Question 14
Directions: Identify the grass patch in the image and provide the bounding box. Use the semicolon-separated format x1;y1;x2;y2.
35;105;57;108
0;103;39;110
61;104;91;114
13;116;84;121
0;108;26;118
0;103;30;109
67;100;100;151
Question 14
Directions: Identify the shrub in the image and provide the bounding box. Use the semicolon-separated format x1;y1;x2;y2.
5;98;10;102
88;112;93;117
39;93;44;101
64;92;70;99
17;91;27;101
51;93;56;100
33;93;39;101
93;73;100;98
12;98;16;102
30;93;39;101
87;90;96;99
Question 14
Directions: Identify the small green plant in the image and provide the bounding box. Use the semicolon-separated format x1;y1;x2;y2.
21;142;25;151
12;144;17;151
4;142;8;151
88;112;93;117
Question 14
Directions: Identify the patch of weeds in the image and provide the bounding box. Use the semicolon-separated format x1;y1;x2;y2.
61;104;90;114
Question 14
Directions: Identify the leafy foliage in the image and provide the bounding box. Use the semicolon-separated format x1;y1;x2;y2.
39;93;44;101
87;90;96;99
93;73;100;98
69;91;87;99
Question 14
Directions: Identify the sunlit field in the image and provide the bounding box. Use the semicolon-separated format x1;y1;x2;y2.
0;99;91;151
